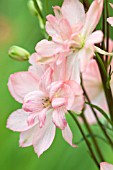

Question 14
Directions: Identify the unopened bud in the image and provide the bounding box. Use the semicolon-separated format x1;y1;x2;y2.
8;46;30;61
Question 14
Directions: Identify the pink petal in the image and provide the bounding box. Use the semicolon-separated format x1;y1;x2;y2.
8;71;39;103
71;95;84;114
38;108;48;128
23;90;45;113
82;0;103;37
100;162;113;170
39;67;52;92
7;109;34;132
65;53;80;84
35;39;61;57
46;15;59;37
61;0;85;28
52;108;67;130
83;59;102;99
46;15;72;40
33;114;56;157
52;98;67;108
62;124;77;147
48;81;63;99
78;47;94;72
107;17;113;27
19;125;37;147
53;6;62;19
53;58;66;81
66;80;83;95
86;30;103;46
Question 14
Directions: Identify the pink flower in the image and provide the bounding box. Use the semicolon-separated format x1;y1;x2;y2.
100;162;113;170
107;3;113;27
34;0;104;76
7;66;84;157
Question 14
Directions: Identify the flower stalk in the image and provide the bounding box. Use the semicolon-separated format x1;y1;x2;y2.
69;111;100;168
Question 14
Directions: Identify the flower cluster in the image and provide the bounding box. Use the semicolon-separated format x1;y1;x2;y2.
7;0;113;163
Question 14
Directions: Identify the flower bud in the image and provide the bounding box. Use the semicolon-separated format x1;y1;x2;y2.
8;46;30;61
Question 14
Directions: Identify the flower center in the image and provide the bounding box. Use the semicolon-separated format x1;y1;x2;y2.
70;34;85;52
42;97;51;108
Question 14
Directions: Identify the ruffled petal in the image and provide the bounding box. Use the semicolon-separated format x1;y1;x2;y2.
48;81;63;99
33;113;56;157
23;90;45;113
52;98;67;108
8;71;39;103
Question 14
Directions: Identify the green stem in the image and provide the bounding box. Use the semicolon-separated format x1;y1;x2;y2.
69;111;100;168
95;53;113;122
105;0;110;66
33;0;45;25
81;74;113;148
81;113;105;162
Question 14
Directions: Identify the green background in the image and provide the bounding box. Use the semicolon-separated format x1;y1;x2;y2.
0;0;113;170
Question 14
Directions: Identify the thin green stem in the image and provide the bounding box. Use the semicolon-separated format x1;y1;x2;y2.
95;53;113;122
69;111;100;168
105;0;110;65
33;0;45;25
81;113;105;162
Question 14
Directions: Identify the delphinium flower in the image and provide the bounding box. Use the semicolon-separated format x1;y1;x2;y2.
32;0;104;85
7;61;84;157
100;162;113;170
107;3;113;27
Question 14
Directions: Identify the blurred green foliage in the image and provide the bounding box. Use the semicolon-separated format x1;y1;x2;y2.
0;0;113;170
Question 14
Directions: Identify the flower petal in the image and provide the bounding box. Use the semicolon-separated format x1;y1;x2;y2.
7;109;33;132
39;67;52;92
52;108;67;130
100;162;113;170
62;124;77;147
52;98;67;108
23;90;45;113
33;113;56;157
86;30;103;47
107;17;113;27
8;71;39;103
82;0;103;37
66;53;80;84
61;0;85;28
78;47;94;72
19;125;37;147
94;46;113;56
35;39;61;57
48;81;63;99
